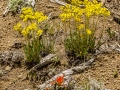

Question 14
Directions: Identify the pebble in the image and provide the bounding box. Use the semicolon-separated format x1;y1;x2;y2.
5;66;12;71
17;74;22;79
46;5;55;8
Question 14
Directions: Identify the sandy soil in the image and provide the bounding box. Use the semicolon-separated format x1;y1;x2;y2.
0;0;120;90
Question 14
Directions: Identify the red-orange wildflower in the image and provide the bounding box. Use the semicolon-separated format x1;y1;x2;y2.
56;75;64;85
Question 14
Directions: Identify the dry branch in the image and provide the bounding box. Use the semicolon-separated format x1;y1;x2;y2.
37;58;95;90
50;0;67;6
29;54;57;73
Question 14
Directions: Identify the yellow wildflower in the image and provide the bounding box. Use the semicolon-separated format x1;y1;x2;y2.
22;28;28;36
30;23;38;30
34;12;48;23
20;14;24;18
21;7;35;21
13;23;22;31
20;7;48;22
86;29;92;35
60;6;64;10
38;16;47;23
22;7;34;15
59;13;74;21
25;23;38;33
74;15;81;22
37;30;43;36
78;24;84;30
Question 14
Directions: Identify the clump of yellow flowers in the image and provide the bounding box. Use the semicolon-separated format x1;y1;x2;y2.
60;0;110;38
14;7;47;37
60;0;110;21
60;0;110;59
13;7;48;65
20;7;47;22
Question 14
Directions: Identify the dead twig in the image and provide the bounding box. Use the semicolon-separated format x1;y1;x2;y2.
50;0;67;6
29;54;57;73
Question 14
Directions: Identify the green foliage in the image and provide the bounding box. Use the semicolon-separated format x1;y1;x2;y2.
24;38;44;63
64;28;96;58
107;27;115;40
113;70;118;78
9;0;23;12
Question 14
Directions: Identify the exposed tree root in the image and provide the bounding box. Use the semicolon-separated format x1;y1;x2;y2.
50;0;67;6
29;54;57;73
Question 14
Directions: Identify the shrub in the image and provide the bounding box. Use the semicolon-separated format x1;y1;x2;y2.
8;0;23;12
13;7;53;65
59;0;110;59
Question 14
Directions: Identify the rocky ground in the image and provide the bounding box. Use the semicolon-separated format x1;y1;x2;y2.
0;0;120;90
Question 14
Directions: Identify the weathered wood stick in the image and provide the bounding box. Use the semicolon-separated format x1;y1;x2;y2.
37;58;95;90
29;54;57;73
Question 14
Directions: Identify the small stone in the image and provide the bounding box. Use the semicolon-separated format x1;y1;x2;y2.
17;74;22;79
5;66;12;71
0;70;3;77
46;5;55;8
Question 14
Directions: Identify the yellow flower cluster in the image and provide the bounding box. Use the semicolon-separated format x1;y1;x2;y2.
20;8;34;21
60;0;110;20
60;4;84;21
13;7;47;37
14;22;43;36
13;23;22;31
26;23;38;31
86;29;92;35
37;30;43;36
22;23;43;36
78;24;84;30
20;7;47;22
34;12;47;23
21;23;37;36
84;0;110;17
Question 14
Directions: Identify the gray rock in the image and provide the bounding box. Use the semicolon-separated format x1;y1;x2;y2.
0;51;13;64
0;51;24;66
12;51;24;63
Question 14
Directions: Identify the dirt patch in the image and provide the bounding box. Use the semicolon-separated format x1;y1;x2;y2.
0;0;120;90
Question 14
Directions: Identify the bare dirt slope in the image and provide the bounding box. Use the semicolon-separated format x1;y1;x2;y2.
0;0;120;90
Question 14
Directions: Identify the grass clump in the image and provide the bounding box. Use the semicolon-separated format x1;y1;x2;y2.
59;0;110;59
13;7;54;66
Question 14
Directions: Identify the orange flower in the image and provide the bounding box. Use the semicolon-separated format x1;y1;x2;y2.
56;75;64;85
